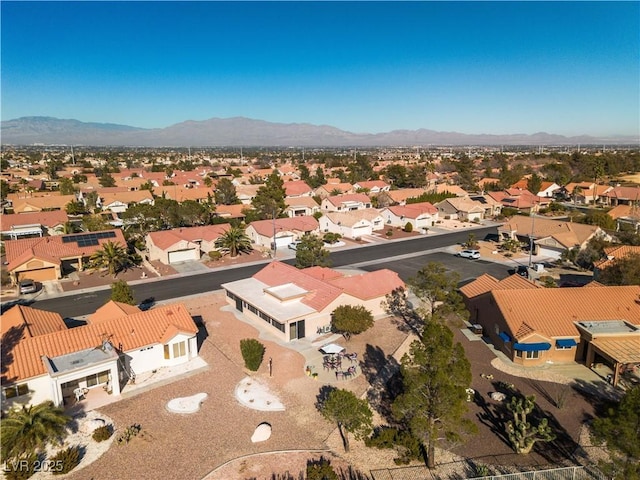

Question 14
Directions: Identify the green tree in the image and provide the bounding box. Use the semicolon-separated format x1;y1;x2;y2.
89;241;134;277
464;233;479;249
58;177;76;195
591;386;640;480
239;338;265;372
179;200;211;226
65;200;86;216
214;226;252;258
330;305;374;338
251;172;286;220
393;318;475;468
295;234;331;268
110;279;136;305
582;210;616;230
98;173;116;188
526;173;543;195
408;262;467;320
82;214;112;232
1;401;70;461
319;388;373;452
347;155;374;183
311;166;327;188
214;177;239;205
598;252;640;286
306;456;338;480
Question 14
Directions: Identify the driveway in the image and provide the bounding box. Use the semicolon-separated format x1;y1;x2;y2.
169;260;211;274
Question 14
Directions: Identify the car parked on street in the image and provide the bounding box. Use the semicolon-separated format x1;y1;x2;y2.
457;249;481;260
18;279;38;294
516;265;529;278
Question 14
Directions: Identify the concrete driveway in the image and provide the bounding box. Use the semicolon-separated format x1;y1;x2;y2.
169;260;211;274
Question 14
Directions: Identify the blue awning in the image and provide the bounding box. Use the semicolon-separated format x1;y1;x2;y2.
556;339;577;348
514;342;551;352
499;332;511;342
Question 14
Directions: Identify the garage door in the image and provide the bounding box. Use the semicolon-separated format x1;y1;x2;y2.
275;235;294;248
537;246;562;260
168;249;199;264
17;268;56;282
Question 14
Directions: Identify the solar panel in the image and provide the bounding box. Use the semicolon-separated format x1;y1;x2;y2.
61;231;117;248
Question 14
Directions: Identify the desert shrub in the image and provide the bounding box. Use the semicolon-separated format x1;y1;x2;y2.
403;222;413;232
323;232;341;244
3;451;38;480
385;229;393;237
306;456;338;480
365;426;423;465
92;425;113;442
208;250;222;261
50;446;81;475
540;275;557;288
240;338;265;371
473;463;491;477
117;423;142;445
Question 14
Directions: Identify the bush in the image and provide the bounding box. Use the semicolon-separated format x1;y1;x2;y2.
306;456;338;480
208;250;222;261
50;446;81;475
92;425;113;442
331;305;374;337
3;451;38;480
240;338;265;371
117;424;142;445
403;222;413;232
365;426;423;465
322;232;341;244
385;229;393;237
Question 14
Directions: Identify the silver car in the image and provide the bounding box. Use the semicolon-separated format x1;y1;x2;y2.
19;279;37;294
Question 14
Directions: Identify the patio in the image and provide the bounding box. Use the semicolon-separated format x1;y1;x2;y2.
303;343;362;384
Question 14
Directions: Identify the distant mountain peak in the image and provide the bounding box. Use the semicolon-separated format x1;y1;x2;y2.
1;116;636;147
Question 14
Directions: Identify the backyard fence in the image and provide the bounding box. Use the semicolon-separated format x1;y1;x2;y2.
370;465;606;480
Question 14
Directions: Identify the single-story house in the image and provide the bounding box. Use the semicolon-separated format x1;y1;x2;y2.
608;204;640;233
146;224;230;265
221;261;404;342
98;190;155;213
314;182;354;198
353;180;390;194
9;194;78;214
0;210;69;239
460;276;640;384
497;215;606;260
5;229;127;284
600;185;640;206
468;194;503;217
285;196;320;218
319;209;385;239
284;180;313;198
1;302;199;410
594;245;640;279
435;197;485;222
380;202;438;231
245;216;320;249
321;193;372;212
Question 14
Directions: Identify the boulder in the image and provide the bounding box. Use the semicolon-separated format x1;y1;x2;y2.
490;392;506;402
250;422;272;443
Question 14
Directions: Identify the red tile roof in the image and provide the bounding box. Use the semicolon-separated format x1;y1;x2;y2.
88;301;142;324
385;202;437;218
284;180;313;197
248;216;319;237
3;303;197;384
328;269;404;300
1;211;68;230
147;225;230;250
1;305;67;339
5;229;127;271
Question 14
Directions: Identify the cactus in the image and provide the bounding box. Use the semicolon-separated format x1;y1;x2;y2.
505;395;555;454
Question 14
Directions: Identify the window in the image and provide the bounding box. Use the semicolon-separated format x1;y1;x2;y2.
172;341;186;358
516;350;540;359
164;345;170;359
556;345;572;351
3;383;29;399
86;370;110;387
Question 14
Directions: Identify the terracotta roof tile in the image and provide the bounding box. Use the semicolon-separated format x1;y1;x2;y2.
3;303;197;384
1;211;68;230
147;225;230;250
88;301;142;324
328;269;404;300
1;305;66;338
284;180;313;197
248;217;319;237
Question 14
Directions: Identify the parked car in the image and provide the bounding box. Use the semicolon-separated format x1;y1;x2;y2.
457;249;481;260
18;279;38;294
288;241;302;250
516;265;529;278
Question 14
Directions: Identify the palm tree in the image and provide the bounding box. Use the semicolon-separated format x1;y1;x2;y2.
214;226;253;258
89;241;133;277
1;401;70;460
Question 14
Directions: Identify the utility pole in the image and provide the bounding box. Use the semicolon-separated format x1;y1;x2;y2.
528;213;536;268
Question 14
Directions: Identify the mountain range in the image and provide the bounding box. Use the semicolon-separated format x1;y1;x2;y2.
1;116;637;147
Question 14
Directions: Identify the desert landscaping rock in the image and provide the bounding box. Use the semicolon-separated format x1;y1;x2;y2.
250;422;272;443
166;392;208;414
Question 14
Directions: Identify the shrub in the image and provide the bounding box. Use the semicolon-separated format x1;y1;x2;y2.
208;250;222;261
240;338;265;371
385;229;393;237
365;426;423;465
322;232;341;244
403;222;413;232
50;446;81;475
92;425;113;442
306;456;338;480
117;424;142;445
3;451;38;480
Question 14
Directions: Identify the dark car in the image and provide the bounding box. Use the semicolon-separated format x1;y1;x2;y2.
516;266;529;278
19;279;38;294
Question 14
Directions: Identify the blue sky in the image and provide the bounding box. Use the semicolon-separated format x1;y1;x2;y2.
2;1;638;137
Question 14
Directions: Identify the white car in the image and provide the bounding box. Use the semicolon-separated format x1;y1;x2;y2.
458;249;480;259
19;279;38;294
288;241;302;250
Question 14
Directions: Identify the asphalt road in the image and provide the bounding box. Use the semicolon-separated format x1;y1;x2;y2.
31;226;500;318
